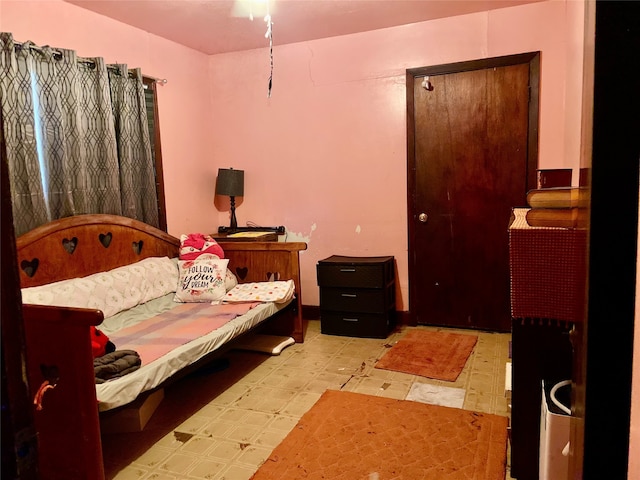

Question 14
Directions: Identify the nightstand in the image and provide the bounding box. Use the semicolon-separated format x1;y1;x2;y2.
316;255;396;338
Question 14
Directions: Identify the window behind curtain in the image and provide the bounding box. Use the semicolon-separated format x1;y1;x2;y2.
143;77;167;232
0;32;168;236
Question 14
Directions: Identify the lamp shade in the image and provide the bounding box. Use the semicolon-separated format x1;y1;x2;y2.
216;168;244;197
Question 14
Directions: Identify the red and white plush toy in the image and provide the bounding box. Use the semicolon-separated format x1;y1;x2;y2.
179;233;224;260
90;326;115;359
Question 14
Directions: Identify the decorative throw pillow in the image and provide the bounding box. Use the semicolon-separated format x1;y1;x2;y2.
173;258;229;303
225;269;238;292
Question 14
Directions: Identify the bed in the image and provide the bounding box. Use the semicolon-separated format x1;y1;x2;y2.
16;214;306;480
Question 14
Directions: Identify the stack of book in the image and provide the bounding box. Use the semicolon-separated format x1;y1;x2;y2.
525;187;590;228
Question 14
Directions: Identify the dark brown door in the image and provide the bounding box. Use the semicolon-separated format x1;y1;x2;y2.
407;54;539;332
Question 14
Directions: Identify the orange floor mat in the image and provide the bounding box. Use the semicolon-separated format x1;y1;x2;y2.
375;330;478;381
250;390;508;480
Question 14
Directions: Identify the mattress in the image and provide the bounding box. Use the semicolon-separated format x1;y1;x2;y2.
96;294;290;411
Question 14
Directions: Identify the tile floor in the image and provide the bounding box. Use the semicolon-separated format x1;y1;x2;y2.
101;320;513;480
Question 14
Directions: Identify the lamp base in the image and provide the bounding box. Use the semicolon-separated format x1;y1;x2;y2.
229;196;237;230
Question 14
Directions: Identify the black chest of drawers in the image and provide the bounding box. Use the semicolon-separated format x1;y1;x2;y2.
316;255;395;338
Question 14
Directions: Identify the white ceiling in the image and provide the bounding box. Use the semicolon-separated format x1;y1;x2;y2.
63;0;546;55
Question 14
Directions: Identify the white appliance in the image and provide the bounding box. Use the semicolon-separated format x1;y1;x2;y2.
539;380;571;480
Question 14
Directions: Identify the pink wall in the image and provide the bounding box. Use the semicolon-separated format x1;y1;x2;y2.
0;0;214;236
1;0;585;309
208;0;587;308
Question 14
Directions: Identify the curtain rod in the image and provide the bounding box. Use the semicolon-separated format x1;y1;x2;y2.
14;40;61;58
146;77;168;85
13;40;167;85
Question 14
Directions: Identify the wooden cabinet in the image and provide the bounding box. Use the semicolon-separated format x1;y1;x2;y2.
508;209;586;480
316;256;395;338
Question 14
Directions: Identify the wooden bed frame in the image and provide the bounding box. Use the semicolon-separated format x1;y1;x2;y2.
16;214;306;480
17;214;307;340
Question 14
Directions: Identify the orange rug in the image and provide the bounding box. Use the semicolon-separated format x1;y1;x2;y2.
250;390;508;480
375;330;478;381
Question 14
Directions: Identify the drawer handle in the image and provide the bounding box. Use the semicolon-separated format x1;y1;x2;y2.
340;268;356;272
342;318;359;322
341;293;357;298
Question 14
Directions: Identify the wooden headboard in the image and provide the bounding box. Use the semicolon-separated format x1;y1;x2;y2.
16;214;180;288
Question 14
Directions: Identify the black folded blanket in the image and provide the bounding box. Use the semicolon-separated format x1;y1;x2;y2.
94;349;141;384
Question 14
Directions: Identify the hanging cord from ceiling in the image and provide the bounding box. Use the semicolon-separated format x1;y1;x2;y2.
264;3;274;97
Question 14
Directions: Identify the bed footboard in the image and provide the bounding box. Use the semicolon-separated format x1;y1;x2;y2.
219;241;307;343
22;304;105;480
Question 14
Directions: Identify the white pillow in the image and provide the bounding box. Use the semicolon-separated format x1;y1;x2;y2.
21;256;179;318
173;258;230;303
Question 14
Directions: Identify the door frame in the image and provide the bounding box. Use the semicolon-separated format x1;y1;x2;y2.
576;2;638;477
405;51;541;326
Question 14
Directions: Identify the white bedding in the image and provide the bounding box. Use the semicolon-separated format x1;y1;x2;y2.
20;256;293;412
96;294;290;411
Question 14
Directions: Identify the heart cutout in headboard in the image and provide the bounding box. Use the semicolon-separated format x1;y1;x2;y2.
132;240;144;255
99;232;112;248
267;272;280;281
62;237;78;254
21;258;39;278
235;266;248;280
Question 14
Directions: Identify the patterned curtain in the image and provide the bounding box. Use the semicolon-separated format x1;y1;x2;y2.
0;33;159;236
109;65;159;226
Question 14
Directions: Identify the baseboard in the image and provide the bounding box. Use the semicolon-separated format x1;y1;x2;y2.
396;310;411;326
302;304;320;320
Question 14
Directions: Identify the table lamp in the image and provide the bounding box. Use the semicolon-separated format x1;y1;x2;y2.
215;168;244;231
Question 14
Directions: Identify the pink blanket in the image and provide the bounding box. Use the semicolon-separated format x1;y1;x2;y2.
109;302;259;365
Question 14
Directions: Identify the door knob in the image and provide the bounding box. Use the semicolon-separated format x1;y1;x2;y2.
418;213;428;223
